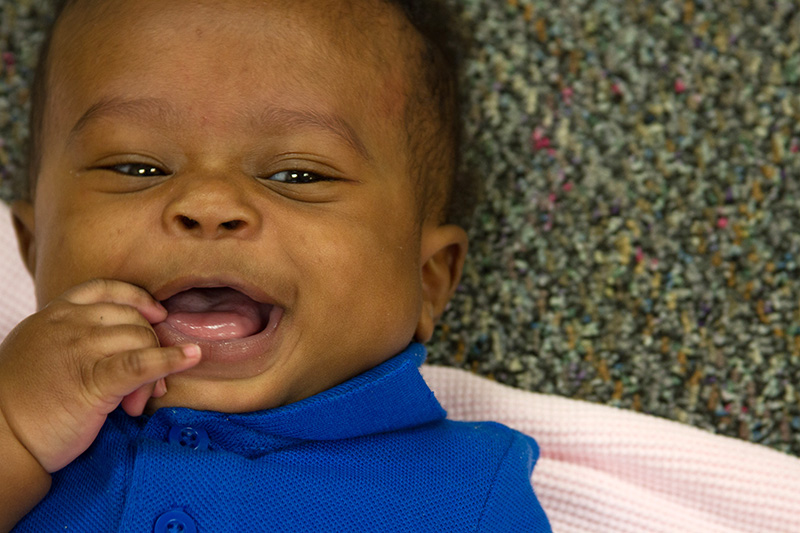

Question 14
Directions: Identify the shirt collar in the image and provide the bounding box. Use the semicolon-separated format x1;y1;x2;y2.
135;343;446;454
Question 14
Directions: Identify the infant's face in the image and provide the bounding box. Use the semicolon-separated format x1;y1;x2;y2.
19;0;454;411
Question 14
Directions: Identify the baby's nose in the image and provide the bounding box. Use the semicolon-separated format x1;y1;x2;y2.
162;176;261;239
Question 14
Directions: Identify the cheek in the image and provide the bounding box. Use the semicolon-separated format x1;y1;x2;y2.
291;217;422;326
31;184;81;302
31;190;149;304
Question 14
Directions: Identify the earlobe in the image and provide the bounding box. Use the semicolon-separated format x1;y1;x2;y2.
10;201;37;276
414;224;468;343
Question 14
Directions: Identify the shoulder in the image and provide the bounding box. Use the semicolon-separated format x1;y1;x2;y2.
413;418;540;465
383;419;551;531
469;425;551;532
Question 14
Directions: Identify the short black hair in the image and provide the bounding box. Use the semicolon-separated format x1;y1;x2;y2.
384;0;478;227
21;0;74;206
22;0;478;228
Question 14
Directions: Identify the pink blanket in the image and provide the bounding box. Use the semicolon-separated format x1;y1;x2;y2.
1;206;798;532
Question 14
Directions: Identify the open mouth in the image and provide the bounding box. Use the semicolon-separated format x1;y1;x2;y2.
152;285;284;376
160;287;274;341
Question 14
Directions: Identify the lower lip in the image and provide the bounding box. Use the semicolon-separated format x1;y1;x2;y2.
153;305;284;379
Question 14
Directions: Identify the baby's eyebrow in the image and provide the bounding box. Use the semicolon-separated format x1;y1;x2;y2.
254;107;371;161
67;97;180;143
67;97;372;161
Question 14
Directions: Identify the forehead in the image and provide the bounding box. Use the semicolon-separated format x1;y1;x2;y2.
45;0;415;157
54;0;411;68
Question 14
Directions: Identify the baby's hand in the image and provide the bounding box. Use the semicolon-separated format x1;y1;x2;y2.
0;279;201;474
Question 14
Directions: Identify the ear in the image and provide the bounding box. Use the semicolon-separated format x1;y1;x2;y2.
414;223;468;343
10;201;36;276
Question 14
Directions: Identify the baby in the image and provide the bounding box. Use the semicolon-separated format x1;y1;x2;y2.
0;0;551;530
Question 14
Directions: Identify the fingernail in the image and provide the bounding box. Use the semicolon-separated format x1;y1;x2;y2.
182;344;201;359
155;378;167;396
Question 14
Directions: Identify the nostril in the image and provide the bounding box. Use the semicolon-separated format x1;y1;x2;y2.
221;220;243;230
178;215;199;229
171;213;251;235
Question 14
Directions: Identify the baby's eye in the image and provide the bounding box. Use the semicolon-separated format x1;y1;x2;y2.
109;163;166;177
266;170;332;184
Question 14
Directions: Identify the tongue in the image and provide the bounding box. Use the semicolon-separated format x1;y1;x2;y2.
161;288;265;341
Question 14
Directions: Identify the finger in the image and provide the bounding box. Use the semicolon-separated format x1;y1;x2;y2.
59;279;167;324
122;376;169;416
152;378;168;398
90;344;201;407
87;324;161;354
74;302;156;329
120;382;156;417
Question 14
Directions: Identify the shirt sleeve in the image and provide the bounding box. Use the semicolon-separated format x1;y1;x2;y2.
477;431;552;532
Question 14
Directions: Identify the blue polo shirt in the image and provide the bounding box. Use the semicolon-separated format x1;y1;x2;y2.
15;343;551;532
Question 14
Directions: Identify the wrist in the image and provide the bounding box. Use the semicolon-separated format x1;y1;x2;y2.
0;411;51;531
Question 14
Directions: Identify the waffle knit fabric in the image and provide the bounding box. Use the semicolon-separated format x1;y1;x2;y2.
14;343;551;532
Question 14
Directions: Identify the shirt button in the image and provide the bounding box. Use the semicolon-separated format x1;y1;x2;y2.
153;509;197;533
168;426;209;451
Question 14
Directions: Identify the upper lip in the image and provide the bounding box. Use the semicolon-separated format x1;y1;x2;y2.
151;276;280;306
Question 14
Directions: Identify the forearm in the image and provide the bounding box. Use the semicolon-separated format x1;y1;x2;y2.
0;416;51;532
